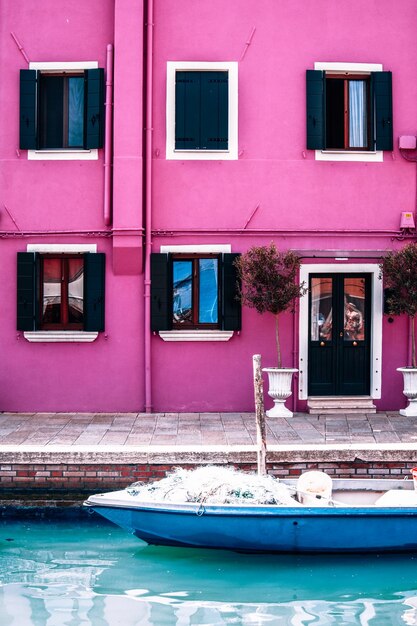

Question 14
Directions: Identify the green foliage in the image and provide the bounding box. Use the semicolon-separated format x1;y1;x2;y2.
380;243;417;367
235;243;306;316
380;244;417;318
234;243;307;367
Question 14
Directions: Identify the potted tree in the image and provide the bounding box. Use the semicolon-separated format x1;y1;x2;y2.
380;242;417;417
235;243;307;417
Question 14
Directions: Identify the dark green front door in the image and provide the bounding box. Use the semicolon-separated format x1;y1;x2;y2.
308;274;371;396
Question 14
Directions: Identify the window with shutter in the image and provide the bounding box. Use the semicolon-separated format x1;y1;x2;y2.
306;63;392;162
151;249;241;339
19;63;104;160
166;61;238;160
17;246;105;341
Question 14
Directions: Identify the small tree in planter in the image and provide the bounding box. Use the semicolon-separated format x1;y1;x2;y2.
380;242;417;416
235;243;307;417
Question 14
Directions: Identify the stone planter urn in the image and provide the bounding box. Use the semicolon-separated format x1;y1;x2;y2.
397;367;417;417
262;368;298;418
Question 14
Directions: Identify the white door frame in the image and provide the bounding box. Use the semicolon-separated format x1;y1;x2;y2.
298;263;383;400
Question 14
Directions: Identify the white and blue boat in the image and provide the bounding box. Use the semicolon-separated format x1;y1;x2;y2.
84;478;417;553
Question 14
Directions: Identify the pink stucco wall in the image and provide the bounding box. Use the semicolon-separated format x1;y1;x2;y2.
0;0;145;412
1;0;416;413
150;0;417;412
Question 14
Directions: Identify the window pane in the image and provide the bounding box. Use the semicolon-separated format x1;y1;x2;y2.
42;258;62;324
68;77;84;147
39;76;64;149
173;261;192;324
344;278;365;341
325;78;344;149
68;258;84;323
349;81;367;148
311;278;332;341
198;259;218;323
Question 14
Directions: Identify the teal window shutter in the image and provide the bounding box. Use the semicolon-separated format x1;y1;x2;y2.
372;71;393;151
175;71;228;150
84;68;104;149
175;72;200;149
221;253;241;331
151;253;173;331
17;252;38;330
19;70;38;150
306;70;325;150
200;72;228;150
84;253;105;331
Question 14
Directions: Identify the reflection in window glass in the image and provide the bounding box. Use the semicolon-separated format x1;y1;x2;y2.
68;258;84;323
173;261;192;324
199;259;218;323
311;278;333;341
42;258;62;324
68;77;84;147
344;278;365;340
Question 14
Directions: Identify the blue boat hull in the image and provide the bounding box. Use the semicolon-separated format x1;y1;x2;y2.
87;503;417;553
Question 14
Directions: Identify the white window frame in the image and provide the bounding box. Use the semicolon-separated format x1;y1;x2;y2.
298;263;383;400
27;61;99;161
158;244;234;341
23;243;98;343
314;62;384;163
166;61;238;160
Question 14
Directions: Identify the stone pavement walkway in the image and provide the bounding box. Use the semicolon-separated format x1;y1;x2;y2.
0;411;416;447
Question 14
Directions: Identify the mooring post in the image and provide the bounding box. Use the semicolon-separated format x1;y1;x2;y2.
253;354;267;475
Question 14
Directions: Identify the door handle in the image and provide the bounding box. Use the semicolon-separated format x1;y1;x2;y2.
352;341;358;347
339;331;343;337
320;341;325;347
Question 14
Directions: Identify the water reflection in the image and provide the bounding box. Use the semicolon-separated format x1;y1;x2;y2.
0;518;417;625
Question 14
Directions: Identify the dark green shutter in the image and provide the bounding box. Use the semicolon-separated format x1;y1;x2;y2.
221;253;241;331
19;70;38;150
175;71;228;150
17;252;38;330
306;70;325;150
84;253;105;331
151;253;172;331
84;68;104;149
175;71;200;149
372;71;393;151
200;72;228;150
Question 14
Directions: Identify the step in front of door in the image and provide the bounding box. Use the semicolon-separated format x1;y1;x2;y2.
307;396;377;414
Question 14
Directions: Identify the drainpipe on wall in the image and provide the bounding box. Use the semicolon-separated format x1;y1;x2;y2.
104;44;114;226
144;0;154;412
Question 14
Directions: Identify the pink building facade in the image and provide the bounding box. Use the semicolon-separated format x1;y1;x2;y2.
2;0;417;414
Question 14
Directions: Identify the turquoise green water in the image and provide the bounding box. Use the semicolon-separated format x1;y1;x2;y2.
1;515;417;625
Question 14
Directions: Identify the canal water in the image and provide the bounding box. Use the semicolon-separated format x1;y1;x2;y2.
1;512;417;625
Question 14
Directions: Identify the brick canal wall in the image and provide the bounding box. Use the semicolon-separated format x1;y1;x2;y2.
1;447;417;507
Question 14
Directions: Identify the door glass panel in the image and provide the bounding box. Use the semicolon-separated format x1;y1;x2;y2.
344;278;365;340
198;258;218;323
173;260;192;324
68;258;84;323
42;258;62;324
311;278;333;341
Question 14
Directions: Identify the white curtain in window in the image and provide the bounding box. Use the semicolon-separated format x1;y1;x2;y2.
349;81;367;148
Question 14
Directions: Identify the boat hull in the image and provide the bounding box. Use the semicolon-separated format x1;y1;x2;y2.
85;480;417;553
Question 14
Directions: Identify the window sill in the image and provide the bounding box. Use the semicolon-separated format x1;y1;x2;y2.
27;149;98;161
158;330;234;342
167;149;236;161
24;331;98;343
315;150;383;163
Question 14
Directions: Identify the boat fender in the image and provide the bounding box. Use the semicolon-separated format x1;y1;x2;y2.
296;471;333;507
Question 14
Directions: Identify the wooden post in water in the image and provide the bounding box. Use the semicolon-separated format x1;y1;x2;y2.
253;354;267;476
